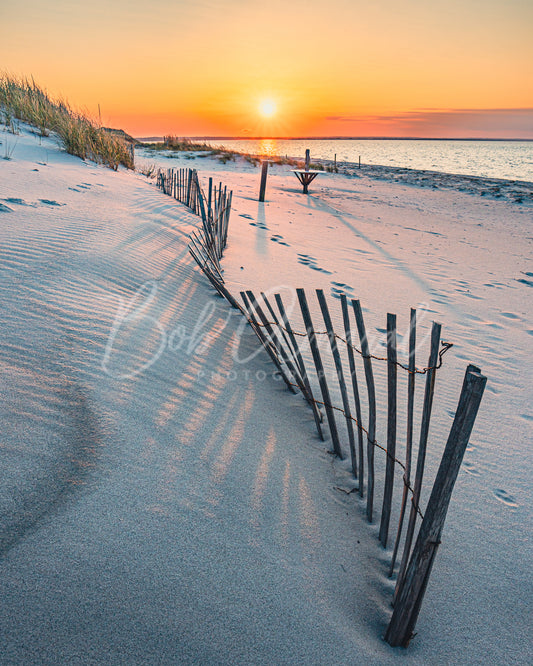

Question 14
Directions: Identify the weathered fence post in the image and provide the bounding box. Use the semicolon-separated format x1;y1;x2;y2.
395;322;441;598
186;169;192;207
298;288;343;458
259;160;269;202
390;308;417;575
352;299;377;522
317;289;357;477
240;292;296;393
379;312;397;547
385;365;486;647
340;294;365;494
246;290;306;397
275;293;325;441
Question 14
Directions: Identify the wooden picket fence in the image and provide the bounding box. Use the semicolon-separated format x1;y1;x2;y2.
156;167;487;648
156;167;232;275
233;289;486;647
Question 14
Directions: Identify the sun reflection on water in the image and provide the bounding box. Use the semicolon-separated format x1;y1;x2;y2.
258;138;278;157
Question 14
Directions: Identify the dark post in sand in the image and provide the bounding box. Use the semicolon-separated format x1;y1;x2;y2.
259;160;269;202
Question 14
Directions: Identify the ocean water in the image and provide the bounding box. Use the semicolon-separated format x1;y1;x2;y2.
206;138;533;183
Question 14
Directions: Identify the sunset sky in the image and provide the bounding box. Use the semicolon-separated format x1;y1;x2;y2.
1;0;532;138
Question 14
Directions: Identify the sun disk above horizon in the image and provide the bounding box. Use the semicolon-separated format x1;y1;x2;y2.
258;99;277;118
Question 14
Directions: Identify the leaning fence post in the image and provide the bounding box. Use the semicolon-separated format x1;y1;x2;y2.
317;289;357;477
261;292;304;377
385;365;486;647
298;288;343;458
240;292;296;393
395;322;441;598
379;312;397;547
340;294;365;495
223;191;232;249
247;290;305;397
390;308;417;575
275;293;325;441
352;299;377;522
186;169;192;207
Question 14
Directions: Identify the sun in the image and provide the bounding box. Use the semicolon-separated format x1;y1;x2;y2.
258;99;276;118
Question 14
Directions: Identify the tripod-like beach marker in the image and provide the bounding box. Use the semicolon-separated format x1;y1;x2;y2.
292;148;322;193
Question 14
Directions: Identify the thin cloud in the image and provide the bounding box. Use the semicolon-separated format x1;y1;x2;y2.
325;109;533;138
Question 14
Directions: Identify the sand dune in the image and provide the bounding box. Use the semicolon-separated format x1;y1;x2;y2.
0;126;531;664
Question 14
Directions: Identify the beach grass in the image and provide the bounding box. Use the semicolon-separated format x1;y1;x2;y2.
0;74;134;170
143;135;311;169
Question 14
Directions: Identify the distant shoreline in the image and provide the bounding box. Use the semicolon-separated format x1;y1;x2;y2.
138;136;533;183
138;136;533;143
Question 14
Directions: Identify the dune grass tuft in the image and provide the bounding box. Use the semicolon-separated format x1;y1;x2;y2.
142;136;214;153
142;135;307;169
0;74;134;170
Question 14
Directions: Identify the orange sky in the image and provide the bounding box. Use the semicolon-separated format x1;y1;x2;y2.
1;0;532;138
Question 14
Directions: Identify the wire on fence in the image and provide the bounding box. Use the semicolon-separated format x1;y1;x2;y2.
167;167;487;648
279;376;426;519
238;306;449;521
245;317;453;374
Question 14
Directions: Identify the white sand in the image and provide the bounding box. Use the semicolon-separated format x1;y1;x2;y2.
0;125;531;664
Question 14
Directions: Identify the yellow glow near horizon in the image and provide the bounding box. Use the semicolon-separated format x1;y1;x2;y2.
259;99;276;118
0;0;532;138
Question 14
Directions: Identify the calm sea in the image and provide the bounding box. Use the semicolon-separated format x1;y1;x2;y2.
204;138;533;183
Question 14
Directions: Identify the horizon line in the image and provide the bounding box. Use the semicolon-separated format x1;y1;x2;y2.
137;135;533;142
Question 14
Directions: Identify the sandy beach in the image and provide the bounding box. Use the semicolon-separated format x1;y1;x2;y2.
0;125;532;664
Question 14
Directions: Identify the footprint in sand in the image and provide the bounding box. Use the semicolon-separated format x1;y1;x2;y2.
517;274;533;287
0;203;13;213
297;254;314;266
250;221;267;229
493;489;518;508
239;213;254;219
3;197;29;206
297;253;332;274
39;199;65;207
462;461;480;477
330;281;354;300
308;264;332;274
270;234;290;247
481;320;504;330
